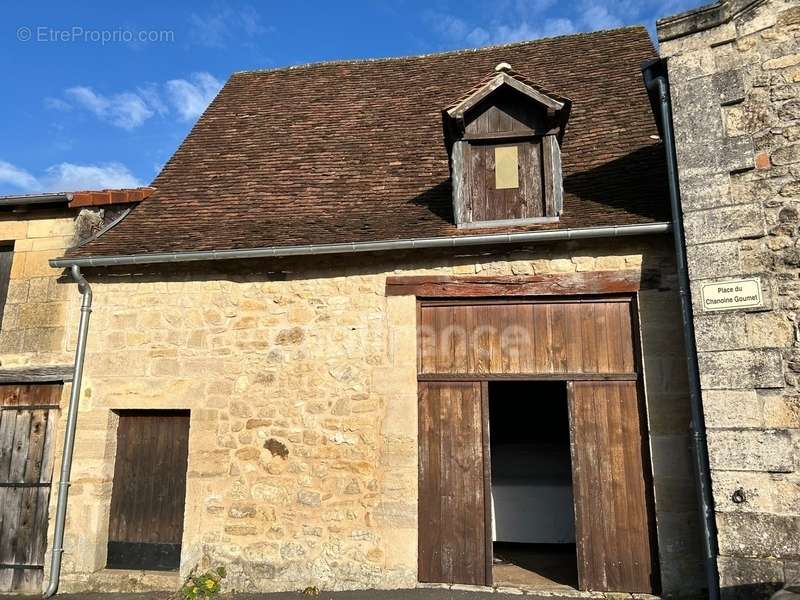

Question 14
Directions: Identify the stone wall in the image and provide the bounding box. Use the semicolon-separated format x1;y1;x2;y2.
50;236;705;596
659;1;800;596
0;210;79;368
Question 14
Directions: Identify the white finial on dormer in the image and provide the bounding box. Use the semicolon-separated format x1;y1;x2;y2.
495;62;512;72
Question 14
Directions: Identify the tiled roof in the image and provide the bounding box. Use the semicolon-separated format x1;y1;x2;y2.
67;26;668;259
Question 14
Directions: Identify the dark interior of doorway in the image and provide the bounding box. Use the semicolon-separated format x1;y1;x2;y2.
488;381;579;590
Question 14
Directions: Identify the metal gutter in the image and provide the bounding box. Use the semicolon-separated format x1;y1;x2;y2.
43;266;92;598
50;222;672;268
643;59;720;600
0;193;71;207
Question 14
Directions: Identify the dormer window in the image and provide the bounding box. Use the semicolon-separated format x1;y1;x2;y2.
443;63;571;228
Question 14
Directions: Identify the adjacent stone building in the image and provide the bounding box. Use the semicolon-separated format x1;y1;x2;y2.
658;0;800;596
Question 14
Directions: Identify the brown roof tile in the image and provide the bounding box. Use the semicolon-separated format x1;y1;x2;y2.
67;26;667;259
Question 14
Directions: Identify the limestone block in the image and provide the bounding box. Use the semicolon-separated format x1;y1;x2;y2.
694;312;749;351
747;311;795;348
703;389;762;428
714;69;746;105
21;250;60;278
698;349;784;389
761;391;800;428
717;512;800;558
708;429;794;472
30;236;70;251
0;220;28;240
684;203;765;245
712;470;800;514
22;327;65;353
26;217;75;239
5;280;29;304
668;48;718;81
763;54;800;71
686;240;743;279
717;555;785;598
680;172;732;212
773;144;800;166
723;135;756;172
594;255;626;270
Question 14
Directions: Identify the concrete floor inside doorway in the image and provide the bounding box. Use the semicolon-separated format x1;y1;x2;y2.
492;543;578;592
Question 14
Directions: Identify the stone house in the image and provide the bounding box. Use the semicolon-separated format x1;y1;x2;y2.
0;11;791;599
658;0;800;597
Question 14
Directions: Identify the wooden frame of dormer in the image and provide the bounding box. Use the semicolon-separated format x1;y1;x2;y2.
445;71;566;125
443;65;571;229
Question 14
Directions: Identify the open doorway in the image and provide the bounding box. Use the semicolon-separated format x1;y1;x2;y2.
488;381;579;590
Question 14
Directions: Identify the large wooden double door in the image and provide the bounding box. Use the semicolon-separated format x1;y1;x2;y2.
416;297;658;593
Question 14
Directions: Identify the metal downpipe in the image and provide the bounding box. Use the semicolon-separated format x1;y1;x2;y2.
643;59;721;600
43;265;93;598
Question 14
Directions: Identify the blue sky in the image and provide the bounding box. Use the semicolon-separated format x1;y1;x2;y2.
0;0;703;195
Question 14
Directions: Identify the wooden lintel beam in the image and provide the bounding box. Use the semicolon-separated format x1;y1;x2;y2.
0;365;74;384
385;271;661;298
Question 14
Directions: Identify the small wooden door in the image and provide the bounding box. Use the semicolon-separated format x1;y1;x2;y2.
567;381;658;593
107;410;190;571
0;384;60;592
418;381;490;586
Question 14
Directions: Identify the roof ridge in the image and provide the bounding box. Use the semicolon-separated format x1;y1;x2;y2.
232;25;648;76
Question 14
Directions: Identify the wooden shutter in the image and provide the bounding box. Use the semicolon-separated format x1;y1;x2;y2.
567;381;658;593
418;381;490;586
107;410;190;571
0;384;60;592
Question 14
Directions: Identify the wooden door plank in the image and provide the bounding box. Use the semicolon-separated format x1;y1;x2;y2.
620;383;656;590
0;565;13;593
417;382;486;586
0;409;17;480
550;303;568;372
618;302;636;373
580;303;598;373
417;383;441;582
480;381;492;586
565;303;584;372
568;381;657;593
594;304;611;373
607;383;636;588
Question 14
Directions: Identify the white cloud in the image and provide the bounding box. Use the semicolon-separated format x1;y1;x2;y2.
0;160;142;193
0;161;39;191
66;86;155;130
491;17;577;43
136;83;169;117
165;72;223;121
425;0;703;46
41;162;143;191
581;2;624;30
48;72;222;130
189;5;269;48
426;7;579;47
44;97;72;111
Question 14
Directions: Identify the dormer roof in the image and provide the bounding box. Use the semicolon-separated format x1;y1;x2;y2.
444;66;570;118
442;65;572;148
